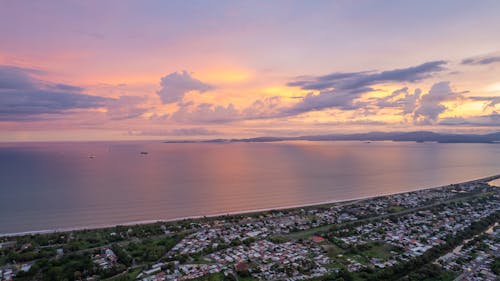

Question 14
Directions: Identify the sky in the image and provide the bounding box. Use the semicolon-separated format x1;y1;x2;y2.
0;0;499;141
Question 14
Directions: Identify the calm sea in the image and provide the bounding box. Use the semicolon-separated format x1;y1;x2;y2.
0;141;499;234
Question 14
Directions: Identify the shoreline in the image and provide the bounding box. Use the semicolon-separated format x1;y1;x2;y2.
2;173;499;238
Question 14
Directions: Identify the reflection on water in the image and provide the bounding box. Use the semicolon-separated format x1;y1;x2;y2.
0;141;499;233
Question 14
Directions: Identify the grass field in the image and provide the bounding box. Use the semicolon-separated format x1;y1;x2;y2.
361;242;400;260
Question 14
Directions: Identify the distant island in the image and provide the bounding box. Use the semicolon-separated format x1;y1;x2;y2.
165;131;500;144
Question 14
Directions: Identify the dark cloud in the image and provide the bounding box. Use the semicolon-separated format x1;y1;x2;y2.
0;90;109;121
462;55;500;65
285;61;446;115
0;65;111;121
52;83;85;92
0;65;154;122
157;71;213;104
0;65;42;90
288;71;369;90
288;61;446;91
284;90;365;115
439;113;500;127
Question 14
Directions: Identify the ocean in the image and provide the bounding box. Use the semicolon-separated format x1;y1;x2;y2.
0;140;498;234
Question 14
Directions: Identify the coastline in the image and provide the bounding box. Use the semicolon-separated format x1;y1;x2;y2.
2;173;499;238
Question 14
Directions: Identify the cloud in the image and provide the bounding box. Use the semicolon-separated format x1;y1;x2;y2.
414;81;462;124
171;102;238;123
286;61;446;115
469;96;500;110
130;127;222;136
0;65;42;90
166;62;451;124
288;61;446;91
439;113;500;127
287;71;369;90
0;65;152;122
242;96;285;119
169;127;221;136
284;90;366;115
462;55;500;65
157;71;213;104
105;95;149;120
52;83;85;92
0;65;110;121
168;95;289;124
375;87;421;114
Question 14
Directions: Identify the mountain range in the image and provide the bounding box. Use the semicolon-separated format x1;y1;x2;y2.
165;131;500;144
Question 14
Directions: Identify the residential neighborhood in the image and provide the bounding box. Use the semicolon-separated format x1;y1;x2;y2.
1;175;499;281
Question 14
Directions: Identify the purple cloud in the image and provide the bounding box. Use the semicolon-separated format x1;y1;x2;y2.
131;127;222;136
288;61;446;91
462;55;500;65
0;65;110;121
157;71;213;104
106;95;149;120
286;61;446;115
375;87;421;114
414;81;461;124
171;102;238;123
439;114;500;127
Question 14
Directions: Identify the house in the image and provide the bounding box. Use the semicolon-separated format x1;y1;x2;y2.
311;236;326;243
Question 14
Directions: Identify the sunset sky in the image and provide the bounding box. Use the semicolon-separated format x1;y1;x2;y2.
1;0;499;141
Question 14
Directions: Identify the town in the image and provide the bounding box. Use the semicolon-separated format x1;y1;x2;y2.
1;175;499;281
